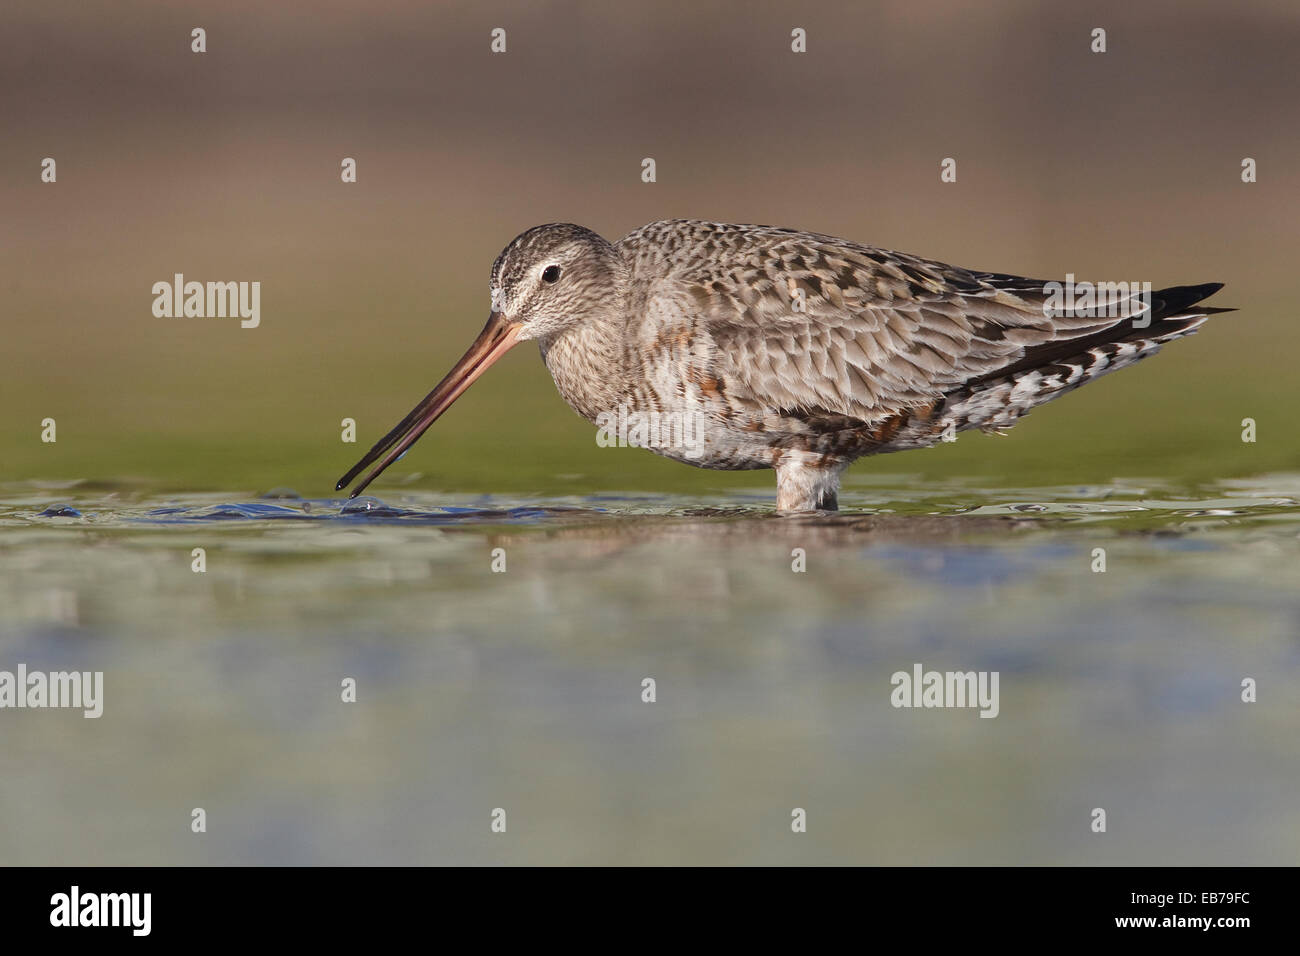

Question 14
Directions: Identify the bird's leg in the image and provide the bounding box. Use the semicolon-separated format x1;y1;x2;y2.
774;455;846;512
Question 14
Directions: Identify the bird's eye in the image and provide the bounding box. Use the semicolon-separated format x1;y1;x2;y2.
542;265;561;283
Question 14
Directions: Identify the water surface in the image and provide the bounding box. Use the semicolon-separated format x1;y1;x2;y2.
1;476;1297;864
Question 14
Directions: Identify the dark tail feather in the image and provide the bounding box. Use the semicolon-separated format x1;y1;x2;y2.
1150;281;1228;317
972;282;1231;386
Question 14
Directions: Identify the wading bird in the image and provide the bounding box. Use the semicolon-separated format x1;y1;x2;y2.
336;220;1229;510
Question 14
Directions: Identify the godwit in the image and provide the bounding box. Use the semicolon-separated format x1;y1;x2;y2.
336;220;1229;511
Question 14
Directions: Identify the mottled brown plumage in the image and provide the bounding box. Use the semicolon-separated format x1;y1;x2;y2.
338;220;1230;510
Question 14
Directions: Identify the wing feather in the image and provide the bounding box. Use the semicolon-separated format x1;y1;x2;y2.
620;220;1153;423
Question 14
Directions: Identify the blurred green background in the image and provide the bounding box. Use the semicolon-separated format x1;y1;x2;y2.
3;0;1296;498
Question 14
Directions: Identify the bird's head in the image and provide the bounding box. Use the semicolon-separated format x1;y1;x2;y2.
335;223;623;497
489;222;626;341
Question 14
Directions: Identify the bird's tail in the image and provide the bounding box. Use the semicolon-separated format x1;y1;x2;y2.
943;282;1232;435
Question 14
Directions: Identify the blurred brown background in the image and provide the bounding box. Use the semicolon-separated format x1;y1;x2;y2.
3;0;1297;495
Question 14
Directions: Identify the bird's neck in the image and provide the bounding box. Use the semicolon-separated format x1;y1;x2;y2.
538;313;634;424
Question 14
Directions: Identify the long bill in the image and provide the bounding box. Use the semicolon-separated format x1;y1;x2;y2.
335;311;523;498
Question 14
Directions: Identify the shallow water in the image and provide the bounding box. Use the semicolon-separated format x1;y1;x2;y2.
2;475;1298;864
